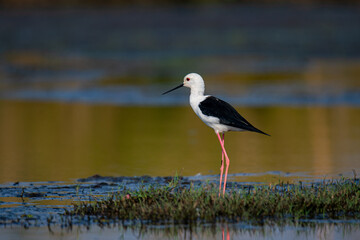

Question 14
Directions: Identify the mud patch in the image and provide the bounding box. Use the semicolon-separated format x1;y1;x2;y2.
0;175;208;228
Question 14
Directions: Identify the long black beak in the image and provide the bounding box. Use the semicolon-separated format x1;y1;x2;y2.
162;83;184;95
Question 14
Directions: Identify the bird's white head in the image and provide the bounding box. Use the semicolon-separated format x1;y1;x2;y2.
162;73;205;96
183;73;204;88
183;73;205;95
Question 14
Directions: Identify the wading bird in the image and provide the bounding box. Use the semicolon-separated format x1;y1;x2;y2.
162;73;269;196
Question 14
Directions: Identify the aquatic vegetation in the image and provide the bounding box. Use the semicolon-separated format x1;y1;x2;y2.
67;177;360;225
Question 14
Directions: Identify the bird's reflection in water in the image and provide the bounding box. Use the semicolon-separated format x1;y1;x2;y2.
222;224;230;240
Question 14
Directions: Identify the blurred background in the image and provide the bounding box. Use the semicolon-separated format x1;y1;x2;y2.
0;0;360;184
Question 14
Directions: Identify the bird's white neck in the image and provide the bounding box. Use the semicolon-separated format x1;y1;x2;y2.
189;84;205;97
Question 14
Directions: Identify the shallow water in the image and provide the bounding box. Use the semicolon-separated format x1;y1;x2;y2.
2;223;360;240
0;101;360;184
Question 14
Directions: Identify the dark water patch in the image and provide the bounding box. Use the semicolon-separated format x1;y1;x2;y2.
1;6;359;60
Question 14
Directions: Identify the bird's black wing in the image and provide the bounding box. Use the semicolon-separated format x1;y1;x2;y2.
199;96;269;135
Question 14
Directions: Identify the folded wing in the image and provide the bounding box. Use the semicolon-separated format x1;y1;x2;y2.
199;96;269;136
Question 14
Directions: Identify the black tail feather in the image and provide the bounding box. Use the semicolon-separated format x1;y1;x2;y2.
251;127;270;136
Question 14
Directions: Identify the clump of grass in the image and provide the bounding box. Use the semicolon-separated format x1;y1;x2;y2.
66;178;360;225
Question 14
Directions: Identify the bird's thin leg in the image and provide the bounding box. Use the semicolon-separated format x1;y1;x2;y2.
219;133;225;196
216;132;230;195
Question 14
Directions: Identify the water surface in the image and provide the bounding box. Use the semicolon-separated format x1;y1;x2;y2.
1;100;359;184
2;223;360;240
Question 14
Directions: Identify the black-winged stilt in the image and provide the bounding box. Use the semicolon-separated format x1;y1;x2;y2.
163;73;269;196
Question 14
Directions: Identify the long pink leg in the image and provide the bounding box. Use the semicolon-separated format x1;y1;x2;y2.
219;133;225;196
216;132;230;195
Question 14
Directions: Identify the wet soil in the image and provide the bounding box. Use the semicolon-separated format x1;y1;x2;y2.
0;175;220;228
1;175;359;230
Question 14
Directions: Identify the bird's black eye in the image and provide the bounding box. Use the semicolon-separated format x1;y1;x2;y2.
186;78;190;81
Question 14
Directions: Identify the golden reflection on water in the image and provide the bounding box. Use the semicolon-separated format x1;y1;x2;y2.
0;100;359;184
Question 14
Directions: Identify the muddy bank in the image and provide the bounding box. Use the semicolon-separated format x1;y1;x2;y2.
0;175;214;228
1;175;359;229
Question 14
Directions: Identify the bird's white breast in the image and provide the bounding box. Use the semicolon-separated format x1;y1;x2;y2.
190;94;244;133
190;94;231;133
